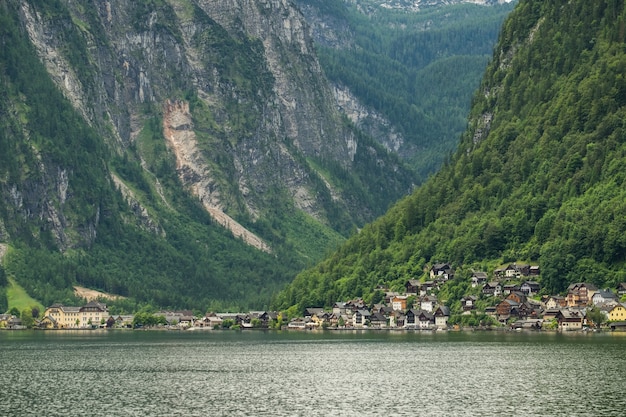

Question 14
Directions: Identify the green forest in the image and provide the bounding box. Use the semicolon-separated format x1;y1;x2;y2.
0;0;313;312
0;0;515;314
299;0;516;178
274;0;626;315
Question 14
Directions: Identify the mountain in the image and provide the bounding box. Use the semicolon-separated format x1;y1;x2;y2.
0;0;511;313
0;0;417;311
296;0;516;178
274;0;626;314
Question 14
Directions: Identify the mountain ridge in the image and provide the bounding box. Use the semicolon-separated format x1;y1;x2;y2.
274;0;626;314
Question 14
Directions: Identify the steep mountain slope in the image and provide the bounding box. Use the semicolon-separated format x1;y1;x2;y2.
0;0;417;310
296;0;516;178
275;0;626;313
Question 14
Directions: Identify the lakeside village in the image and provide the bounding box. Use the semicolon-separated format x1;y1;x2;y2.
3;263;626;332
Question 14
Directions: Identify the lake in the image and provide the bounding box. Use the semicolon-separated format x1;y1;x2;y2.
1;330;625;416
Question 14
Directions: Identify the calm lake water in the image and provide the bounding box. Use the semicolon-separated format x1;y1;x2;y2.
1;330;625;416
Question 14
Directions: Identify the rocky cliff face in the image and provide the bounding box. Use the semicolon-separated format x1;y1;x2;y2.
9;0;414;251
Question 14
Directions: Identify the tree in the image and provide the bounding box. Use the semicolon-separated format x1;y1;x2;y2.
21;308;35;328
586;306;606;329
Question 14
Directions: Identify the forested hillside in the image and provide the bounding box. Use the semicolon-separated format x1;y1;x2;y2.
0;0;516;314
297;0;516;178
274;0;626;314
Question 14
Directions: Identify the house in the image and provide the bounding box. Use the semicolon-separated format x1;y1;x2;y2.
545;296;567;309
332;302;349;315
310;311;331;328
417;310;435;329
405;279;420;294
345;299;366;312
287;318;307;330
304;308;325;319
389;311;405;328
520;281;541;296
353;309;371;327
405;309;420;328
503;284;520;296
608;304;626;322
461;295;477;311
511;319;543;330
391;295;408;311
419;295;438;313
471;271;488;288
38;315;57;329
529;265;541;276
430;263;451;279
506;291;527;305
79;301;109;327
567;283;598;307
617;283;626;297
434;306;450;329
542;308;560;322
555;309;584;331
43;303;107;329
609;321;626;331
591;289;618;306
419;281;437;296
369;312;387;327
116;315;134;328
496;299;520;322
482;282;502;297
0;314;15;328
504;264;519;278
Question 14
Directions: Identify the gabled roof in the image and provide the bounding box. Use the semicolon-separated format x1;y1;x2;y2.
567;282;598;291
431;263;450;271
593;289;617;299
434;306;450;316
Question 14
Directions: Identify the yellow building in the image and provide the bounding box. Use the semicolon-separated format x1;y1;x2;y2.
608;304;626;322
43;301;108;329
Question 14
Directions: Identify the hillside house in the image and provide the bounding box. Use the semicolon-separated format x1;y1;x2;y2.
392;296;408;311
471;271;488;288
482;282;502;297
591;289;618;306
461;296;477;312
430;263;454;281
419;295;438;313
567;283;597;307
520;281;541;296
333;303;349;315
503;284;520;296
546;296;567;309
405;280;420;294
496;299;520;322
419;281;437;296
617;283;626;297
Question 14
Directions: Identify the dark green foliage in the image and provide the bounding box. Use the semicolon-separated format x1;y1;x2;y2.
275;0;626;311
0;266;6;312
304;0;515;177
0;1;303;311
